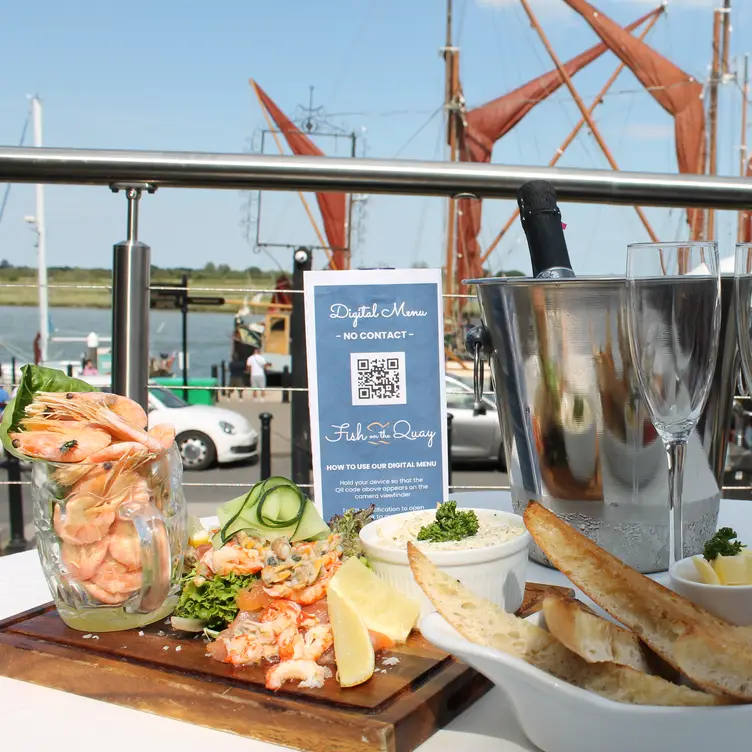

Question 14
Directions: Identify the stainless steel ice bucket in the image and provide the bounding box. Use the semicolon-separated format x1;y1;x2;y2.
466;275;738;573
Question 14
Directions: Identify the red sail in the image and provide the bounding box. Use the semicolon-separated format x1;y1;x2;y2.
460;7;657;164
560;0;706;235
456;7;661;280
251;80;348;270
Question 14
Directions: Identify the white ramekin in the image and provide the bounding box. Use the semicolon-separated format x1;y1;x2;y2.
668;555;752;626
359;508;530;617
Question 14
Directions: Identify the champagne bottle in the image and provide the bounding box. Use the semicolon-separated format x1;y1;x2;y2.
516;180;575;279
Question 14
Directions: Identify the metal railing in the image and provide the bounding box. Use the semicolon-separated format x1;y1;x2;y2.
2;145;752;206
3;146;752;552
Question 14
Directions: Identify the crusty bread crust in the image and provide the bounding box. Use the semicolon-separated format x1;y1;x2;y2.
524;501;752;699
407;541;728;706
543;595;650;673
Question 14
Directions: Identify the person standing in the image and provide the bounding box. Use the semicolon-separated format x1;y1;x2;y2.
228;356;247;400
246;347;268;400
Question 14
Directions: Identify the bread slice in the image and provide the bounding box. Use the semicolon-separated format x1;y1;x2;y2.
674;627;752;701
542;595;650;673
523;501;752;699
406;542;728;706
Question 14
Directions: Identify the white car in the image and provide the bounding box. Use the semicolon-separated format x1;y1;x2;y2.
80;376;259;471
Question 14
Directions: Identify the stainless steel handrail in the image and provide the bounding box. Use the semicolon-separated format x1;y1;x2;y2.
0;146;752;207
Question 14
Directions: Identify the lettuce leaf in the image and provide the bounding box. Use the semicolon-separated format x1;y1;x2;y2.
0;365;96;457
173;568;257;630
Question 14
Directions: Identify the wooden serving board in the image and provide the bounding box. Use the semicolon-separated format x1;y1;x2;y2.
0;582;573;752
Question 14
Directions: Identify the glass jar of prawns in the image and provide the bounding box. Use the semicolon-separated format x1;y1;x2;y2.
23;392;188;632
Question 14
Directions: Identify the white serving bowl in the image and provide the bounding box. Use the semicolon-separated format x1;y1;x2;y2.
359;508;530;617
420;610;752;752
668;555;752;626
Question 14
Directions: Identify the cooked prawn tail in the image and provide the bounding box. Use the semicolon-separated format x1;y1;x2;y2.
53;463;94;488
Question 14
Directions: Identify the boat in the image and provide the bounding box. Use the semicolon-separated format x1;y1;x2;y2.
244;0;748;363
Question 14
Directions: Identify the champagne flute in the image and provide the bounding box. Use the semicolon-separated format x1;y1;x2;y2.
625;242;721;568
735;242;752;420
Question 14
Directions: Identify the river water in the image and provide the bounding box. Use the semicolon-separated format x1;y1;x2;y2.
0;306;258;377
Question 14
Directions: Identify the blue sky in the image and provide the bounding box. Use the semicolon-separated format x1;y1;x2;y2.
0;0;748;277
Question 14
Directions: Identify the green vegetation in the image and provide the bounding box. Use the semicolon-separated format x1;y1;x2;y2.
703;527;747;561
417;501;480;543
0;261;283;312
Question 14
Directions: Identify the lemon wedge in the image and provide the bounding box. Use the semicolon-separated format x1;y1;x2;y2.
189;528;210;547
712;553;752;585
692;555;721;585
328;557;420;643
327;587;375;688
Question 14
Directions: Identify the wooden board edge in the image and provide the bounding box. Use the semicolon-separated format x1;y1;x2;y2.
0;632;486;752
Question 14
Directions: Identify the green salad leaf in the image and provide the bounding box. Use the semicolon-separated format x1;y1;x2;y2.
328;504;375;563
173;567;257;630
0;365;96;457
417;501;479;543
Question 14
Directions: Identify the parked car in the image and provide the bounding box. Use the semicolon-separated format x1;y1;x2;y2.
80;375;258;471
445;374;505;469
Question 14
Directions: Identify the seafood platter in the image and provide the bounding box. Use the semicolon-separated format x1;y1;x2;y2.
4;366;752;751
0;366;570;752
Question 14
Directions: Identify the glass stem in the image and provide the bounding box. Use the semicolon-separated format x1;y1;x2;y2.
665;439;687;567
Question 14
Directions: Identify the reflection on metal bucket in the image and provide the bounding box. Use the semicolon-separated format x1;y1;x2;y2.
466;275;738;573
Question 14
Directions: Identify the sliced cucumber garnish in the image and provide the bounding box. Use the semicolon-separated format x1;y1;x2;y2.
216;477;328;543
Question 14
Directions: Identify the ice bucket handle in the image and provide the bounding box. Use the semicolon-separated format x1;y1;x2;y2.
465;325;492;412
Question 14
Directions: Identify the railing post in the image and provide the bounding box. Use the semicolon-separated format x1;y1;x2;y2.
260;412;273;481
282;365;290;404
447;413;454;490
110;183;155;411
10;357;16;385
220;360;227;398
290;247;312;490
5;453;27;554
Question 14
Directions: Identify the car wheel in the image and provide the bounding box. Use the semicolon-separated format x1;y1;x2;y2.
177;431;217;471
497;443;507;472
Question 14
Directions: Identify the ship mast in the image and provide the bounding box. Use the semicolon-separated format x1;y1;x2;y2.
442;0;459;326
29;95;49;364
738;53;749;241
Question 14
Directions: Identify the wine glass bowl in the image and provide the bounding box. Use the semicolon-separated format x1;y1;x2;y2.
735;244;752;397
625;242;721;567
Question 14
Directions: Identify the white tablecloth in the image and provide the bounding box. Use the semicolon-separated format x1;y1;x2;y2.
2;493;751;751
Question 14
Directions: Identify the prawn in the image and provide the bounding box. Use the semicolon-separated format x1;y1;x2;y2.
10;420;111;463
207;633;279;666
264;659;332;691
108;518;141;570
279;623;333;662
26;392;164;454
53;493;118;546
148;423;175;450
200;541;264;577
61;536;110;581
81;580;130;606
53;452;150;495
27;391;148;431
88;555;142;595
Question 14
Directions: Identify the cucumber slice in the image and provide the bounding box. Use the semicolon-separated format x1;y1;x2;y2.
257;484;304;528
215;477;329;543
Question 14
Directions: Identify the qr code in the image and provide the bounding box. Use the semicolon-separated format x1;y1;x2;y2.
350;352;407;406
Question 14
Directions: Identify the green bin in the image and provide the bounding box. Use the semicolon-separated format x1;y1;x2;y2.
151;377;218;405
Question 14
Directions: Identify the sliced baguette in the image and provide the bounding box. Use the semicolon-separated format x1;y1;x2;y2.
542;595;650;673
523;501;752;699
406;542;727;706
674;627;752;701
